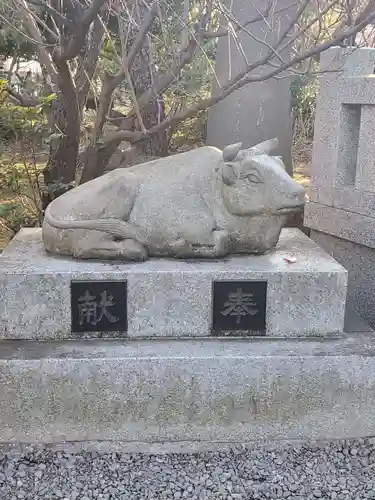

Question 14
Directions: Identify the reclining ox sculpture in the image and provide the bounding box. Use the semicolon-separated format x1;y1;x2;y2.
42;138;305;261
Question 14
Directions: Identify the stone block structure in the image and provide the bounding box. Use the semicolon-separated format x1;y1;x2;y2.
2;55;375;449
304;47;375;327
206;0;296;173
0;224;369;451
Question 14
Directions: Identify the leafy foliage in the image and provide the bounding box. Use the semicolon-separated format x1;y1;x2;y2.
0;1;36;61
0;28;36;60
0;159;44;235
291;76;318;144
0;82;48;143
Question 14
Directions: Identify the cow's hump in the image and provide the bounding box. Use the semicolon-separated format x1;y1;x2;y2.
125;146;222;180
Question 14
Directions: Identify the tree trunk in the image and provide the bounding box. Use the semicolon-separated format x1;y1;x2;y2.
41;90;80;210
79;2;169;184
129;2;168;159
138;98;168;158
79;140;123;184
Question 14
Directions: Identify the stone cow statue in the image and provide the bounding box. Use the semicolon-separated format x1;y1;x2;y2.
42;138;305;261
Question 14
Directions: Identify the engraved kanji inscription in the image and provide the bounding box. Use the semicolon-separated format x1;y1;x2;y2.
220;288;259;324
71;281;127;334
77;290;119;326
212;281;267;334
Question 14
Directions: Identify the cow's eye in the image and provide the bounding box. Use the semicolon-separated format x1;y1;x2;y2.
246;173;262;184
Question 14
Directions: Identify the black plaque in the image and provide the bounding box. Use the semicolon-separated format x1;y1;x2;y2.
71;280;127;334
212;281;267;335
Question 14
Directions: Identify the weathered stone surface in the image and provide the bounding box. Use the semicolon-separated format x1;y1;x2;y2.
331;186;375;218
0;310;373;450
355;104;375;192
340;76;375;105
206;0;296;174
309;47;375;206
306;48;375;215
305;202;375;249
42;139;305;261
0;228;347;339
304;47;375;331
311;229;375;328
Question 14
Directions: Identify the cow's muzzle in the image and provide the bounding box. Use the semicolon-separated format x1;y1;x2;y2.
274;185;306;214
275;202;305;214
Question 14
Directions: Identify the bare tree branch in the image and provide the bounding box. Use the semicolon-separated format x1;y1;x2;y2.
279;0;341;55
26;0;70;27
83;0;108;25
103;1;375;147
354;0;375;26
131;35;200;115
101;129;147;144
56;0;108;61
331;0;375;39
88;0;160;143
112;2;159;88
75;17;106;113
201;0;273;38
217;0;311;94
88;1;159;144
6;86;39;107
122;6;212;124
14;0;58;85
19;0;60;40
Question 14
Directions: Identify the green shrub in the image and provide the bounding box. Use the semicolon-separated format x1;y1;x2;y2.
0;159;43;237
291;76;318;144
0;101;47;144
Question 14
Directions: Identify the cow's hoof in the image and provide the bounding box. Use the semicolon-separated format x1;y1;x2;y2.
119;240;148;261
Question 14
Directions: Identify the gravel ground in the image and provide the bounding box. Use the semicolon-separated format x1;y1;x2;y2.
1;439;375;499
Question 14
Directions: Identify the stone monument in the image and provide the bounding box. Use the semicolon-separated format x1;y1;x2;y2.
206;0;296;174
0;136;374;452
304;47;375;328
42;138;304;260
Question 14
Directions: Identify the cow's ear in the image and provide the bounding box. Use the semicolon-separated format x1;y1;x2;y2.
222;163;237;185
274;155;286;169
250;138;278;155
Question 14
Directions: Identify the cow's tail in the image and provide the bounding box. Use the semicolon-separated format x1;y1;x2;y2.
44;209;148;245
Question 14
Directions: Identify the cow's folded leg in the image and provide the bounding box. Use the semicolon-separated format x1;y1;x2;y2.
169;231;229;258
73;237;148;261
118;239;148;261
168;238;195;257
191;230;228;257
212;229;229;256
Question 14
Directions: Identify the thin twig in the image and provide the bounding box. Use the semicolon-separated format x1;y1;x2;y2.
6;86;39;107
104;3;375;146
201;0;272;38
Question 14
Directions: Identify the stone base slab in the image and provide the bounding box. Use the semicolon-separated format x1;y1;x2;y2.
310;229;375;329
304;201;375;249
0;313;374;450
0;228;347;339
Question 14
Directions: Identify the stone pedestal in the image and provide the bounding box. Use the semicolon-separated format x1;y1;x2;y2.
0;228;347;339
0;310;374;453
0;226;365;451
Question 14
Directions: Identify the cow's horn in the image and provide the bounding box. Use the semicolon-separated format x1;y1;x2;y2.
223;142;242;162
250;138;278;155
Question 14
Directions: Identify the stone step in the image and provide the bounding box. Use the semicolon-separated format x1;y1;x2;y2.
0;228;347;339
0;310;374;453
